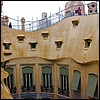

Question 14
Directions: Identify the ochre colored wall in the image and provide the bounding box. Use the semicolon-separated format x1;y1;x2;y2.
1;14;99;99
1;14;99;63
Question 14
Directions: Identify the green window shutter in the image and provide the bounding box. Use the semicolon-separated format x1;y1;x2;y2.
86;74;98;97
42;66;52;87
22;67;33;73
6;68;13;75
22;67;33;86
60;67;68;76
42;67;52;74
71;70;81;91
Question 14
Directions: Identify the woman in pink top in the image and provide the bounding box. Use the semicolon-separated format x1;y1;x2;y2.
78;7;81;15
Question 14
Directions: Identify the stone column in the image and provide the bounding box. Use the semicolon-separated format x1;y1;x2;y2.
16;64;21;99
53;63;58;99
21;17;25;31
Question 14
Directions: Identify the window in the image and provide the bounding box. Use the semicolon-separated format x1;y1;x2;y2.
71;70;81;91
55;40;63;50
17;35;25;42
29;42;37;49
58;67;69;96
72;19;79;26
3;43;11;50
42;31;49;39
84;39;92;48
3;42;12;55
22;67;34;92
41;66;53;92
4;68;16;94
86;74;98;98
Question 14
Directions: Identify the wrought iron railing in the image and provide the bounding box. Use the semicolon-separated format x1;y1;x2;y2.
21;85;36;92
58;88;69;97
41;85;54;93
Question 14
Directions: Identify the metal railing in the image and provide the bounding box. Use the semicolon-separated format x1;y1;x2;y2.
1;2;99;32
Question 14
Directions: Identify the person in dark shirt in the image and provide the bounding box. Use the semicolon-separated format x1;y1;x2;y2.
9;22;12;28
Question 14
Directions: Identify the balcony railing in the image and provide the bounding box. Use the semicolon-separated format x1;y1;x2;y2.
10;86;17;94
21;85;36;92
41;85;54;93
1;2;99;32
58;88;69;97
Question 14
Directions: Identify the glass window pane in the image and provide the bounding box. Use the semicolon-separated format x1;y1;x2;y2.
71;71;81;91
86;74;98;98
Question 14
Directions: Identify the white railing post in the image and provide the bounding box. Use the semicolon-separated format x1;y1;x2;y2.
32;17;33;32
59;6;60;22
17;16;19;30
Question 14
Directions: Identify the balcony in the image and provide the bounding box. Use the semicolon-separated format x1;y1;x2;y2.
10;87;17;94
41;85;54;93
21;85;36;92
58;88;69;97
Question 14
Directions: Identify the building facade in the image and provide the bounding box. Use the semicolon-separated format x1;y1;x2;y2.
1;1;99;99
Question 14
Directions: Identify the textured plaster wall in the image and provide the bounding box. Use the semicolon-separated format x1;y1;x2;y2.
1;14;99;99
1;14;99;64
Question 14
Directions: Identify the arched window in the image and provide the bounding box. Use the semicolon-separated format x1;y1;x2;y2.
4;68;14;89
71;70;81;91
86;74;98;99
22;67;34;92
41;66;53;92
58;67;69;96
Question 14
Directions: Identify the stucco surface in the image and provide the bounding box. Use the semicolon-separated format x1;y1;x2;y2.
1;14;99;63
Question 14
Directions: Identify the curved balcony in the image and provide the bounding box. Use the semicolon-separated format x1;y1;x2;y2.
41;85;54;93
58;88;69;97
21;85;36;92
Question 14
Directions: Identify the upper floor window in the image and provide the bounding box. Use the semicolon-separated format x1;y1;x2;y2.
29;42;37;50
17;35;25;42
3;42;12;55
42;31;49;39
55;40;63;50
72;19;79;26
84;34;92;49
3;43;11;50
84;39;92;48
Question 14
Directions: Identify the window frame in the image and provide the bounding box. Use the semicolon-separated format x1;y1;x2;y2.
71;70;81;92
86;74;98;98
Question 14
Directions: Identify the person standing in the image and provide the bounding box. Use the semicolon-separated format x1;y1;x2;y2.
9;22;12;28
78;7;81;15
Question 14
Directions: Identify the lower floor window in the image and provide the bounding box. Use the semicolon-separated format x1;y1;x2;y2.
43;73;52;88
23;73;33;88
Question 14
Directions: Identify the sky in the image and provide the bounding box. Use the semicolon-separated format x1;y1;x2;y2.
2;1;99;22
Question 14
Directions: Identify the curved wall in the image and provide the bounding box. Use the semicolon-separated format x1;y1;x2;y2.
1;14;99;99
1;14;99;63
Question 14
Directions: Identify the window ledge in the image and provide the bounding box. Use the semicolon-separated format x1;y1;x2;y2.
56;48;61;51
43;38;48;40
18;41;24;43
4;50;12;55
84;48;89;50
30;49;36;51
